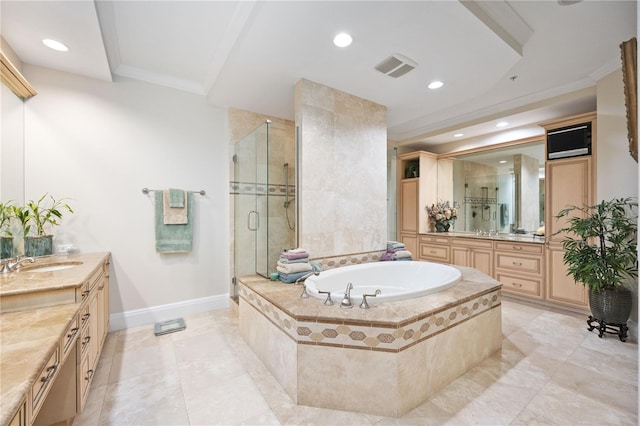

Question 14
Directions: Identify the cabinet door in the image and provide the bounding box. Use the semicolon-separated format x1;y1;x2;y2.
545;156;592;312
399;179;418;234
470;249;493;277
546;157;592;240
399;233;418;258
451;246;468;267
546;243;589;309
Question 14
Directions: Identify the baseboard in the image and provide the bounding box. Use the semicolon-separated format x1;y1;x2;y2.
108;293;230;332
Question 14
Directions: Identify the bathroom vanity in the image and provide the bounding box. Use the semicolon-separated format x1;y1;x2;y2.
0;252;110;426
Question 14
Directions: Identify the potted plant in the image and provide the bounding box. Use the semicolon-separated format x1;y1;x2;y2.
0;201;15;259
22;194;73;257
554;197;638;341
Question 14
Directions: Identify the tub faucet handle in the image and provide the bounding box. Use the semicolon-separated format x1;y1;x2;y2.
300;283;310;299
360;289;382;309
318;290;334;306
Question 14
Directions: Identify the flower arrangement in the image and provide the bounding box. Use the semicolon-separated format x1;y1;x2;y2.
426;200;458;231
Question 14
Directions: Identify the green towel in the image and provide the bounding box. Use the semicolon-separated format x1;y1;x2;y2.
155;192;193;253
168;188;185;207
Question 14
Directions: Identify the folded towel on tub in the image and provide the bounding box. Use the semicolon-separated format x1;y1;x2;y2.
277;261;312;275
279;251;309;260
393;250;413;259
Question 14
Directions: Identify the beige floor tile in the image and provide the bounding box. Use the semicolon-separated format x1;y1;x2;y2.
512;381;638;425
99;370;189;425
82;299;637;426
183;372;272;425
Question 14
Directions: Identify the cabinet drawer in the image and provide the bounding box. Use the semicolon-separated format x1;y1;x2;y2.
419;244;450;262
497;272;543;298
8;399;26;426
451;238;493;249
495;253;543;275
62;315;79;362
494;241;543;254
32;348;59;417
419;235;449;245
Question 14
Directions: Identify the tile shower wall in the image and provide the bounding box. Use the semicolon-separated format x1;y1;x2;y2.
295;79;387;258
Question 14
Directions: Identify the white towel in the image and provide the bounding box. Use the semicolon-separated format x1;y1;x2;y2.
287;248;308;254
163;189;188;224
276;261;312;275
393;250;412;259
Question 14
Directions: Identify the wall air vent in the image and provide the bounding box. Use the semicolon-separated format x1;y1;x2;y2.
374;54;417;78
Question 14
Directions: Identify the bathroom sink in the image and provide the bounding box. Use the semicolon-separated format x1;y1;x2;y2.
23;262;83;272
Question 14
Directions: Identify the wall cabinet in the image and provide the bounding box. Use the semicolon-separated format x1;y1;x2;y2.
542;113;595;311
397;151;438;251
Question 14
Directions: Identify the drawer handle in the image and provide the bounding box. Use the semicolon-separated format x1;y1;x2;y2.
512;261;523;266
41;364;58;383
513;246;522;250
82;313;91;322
82;336;91;348
430;250;437;254
81;290;90;298
98;285;104;290
511;283;523;288
67;327;79;339
85;369;94;381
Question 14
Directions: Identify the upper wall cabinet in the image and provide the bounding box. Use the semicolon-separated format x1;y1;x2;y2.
0;51;37;99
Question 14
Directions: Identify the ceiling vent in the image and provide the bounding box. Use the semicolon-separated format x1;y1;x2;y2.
374;54;417;78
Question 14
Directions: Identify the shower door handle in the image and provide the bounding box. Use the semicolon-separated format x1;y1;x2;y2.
248;210;260;231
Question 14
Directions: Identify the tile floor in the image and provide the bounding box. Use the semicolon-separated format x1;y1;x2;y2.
74;298;638;425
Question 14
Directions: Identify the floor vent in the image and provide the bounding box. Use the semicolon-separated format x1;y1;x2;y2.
375;54;417;78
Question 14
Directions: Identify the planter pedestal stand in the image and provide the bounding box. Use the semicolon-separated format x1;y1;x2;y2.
587;316;628;342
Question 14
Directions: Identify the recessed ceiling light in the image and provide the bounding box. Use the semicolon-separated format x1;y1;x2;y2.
333;33;352;47
454;133;464;138
42;38;69;52
428;80;444;90
499;160;507;164
496;121;509;128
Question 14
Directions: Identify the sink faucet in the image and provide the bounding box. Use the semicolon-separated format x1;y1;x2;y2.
0;256;36;274
340;282;354;309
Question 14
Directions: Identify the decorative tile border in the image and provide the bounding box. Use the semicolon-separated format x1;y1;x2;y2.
239;283;500;353
313;250;387;271
239;284;298;341
230;181;295;196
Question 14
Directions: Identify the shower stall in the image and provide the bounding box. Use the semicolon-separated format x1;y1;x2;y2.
231;120;296;296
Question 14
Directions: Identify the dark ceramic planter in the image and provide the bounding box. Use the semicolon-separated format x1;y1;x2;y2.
0;236;13;259
24;235;53;257
589;287;633;325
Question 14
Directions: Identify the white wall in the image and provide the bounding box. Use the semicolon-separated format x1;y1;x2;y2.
596;67;639;340
22;66;230;329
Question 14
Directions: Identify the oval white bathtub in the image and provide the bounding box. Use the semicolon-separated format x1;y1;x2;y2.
304;261;462;305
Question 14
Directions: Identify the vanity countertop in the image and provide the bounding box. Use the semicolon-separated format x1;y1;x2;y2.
0;252;110;426
421;231;545;244
1;303;79;426
0;252;110;296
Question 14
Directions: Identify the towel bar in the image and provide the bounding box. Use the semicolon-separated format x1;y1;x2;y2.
142;188;205;195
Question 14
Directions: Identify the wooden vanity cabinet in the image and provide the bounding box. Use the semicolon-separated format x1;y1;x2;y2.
8;399;26;426
418;235;450;263
78;263;107;412
450;238;493;277
494;241;544;299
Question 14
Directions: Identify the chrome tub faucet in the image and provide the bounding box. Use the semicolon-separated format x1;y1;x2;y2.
340;282;354;309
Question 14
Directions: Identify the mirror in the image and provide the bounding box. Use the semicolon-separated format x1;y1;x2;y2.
1;81;26;204
447;140;545;234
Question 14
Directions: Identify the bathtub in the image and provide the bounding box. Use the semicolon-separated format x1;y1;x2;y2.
304;260;462;304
